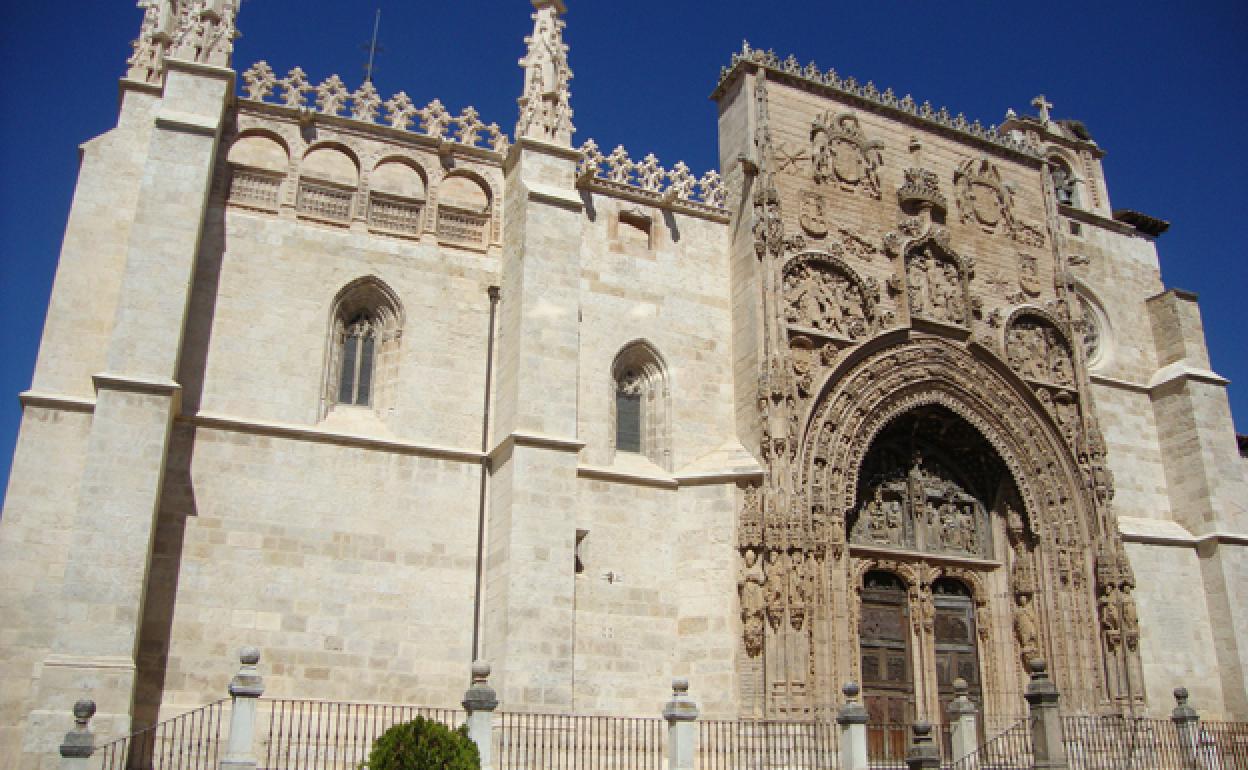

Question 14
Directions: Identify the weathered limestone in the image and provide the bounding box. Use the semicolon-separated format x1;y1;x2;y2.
0;4;1246;765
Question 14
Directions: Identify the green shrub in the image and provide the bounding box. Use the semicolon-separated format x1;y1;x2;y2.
366;717;480;770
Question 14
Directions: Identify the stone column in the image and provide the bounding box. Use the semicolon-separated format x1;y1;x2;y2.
1170;686;1202;770
905;722;941;770
482;132;586;710
220;648;264;770
461;662;499;770
1024;660;1068;770
947;678;979;766
836;683;869;770
662;679;699;770
57;701;95;770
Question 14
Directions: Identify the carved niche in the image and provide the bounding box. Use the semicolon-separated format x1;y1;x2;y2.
811;112;884;198
783;253;881;340
904;243;972;328
850;452;993;560
953;157;1045;247
1006;314;1075;388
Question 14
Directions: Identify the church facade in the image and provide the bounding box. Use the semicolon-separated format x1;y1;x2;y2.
2;1;1246;766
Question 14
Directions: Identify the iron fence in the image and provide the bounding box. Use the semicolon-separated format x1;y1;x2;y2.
1200;720;1248;769
494;712;664;770
949;717;1031;770
1059;713;1248;770
96;699;227;770
260;699;464;770
698;718;839;770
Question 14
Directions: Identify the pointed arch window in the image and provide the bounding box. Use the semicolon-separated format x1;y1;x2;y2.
324;278;404;417
337;315;377;406
610;341;671;468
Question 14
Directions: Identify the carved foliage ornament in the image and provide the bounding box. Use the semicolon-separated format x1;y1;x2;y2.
812;112;884;198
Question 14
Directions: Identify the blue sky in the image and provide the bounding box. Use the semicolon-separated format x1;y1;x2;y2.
1;1;1245;505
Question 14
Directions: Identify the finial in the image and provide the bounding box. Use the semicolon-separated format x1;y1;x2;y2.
472;661;492;683
72;700;96;728
516;0;575;145
953;678;968;696
1031;94;1054;124
1174;687;1189;705
842;682;860;699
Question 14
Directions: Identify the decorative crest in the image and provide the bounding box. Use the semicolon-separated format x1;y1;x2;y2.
516;1;574;146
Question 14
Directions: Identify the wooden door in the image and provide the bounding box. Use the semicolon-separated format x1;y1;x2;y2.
933;578;983;741
860;571;913;761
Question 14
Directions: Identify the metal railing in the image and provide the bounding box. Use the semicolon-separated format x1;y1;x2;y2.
96;699;227;770
1200;720;1248;769
493;712;664;770
698;718;839;770
949;717;1031;770
260;699;464;770
1059;714;1248;770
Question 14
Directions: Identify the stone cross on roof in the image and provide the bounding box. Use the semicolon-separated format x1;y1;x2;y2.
1031;94;1054;124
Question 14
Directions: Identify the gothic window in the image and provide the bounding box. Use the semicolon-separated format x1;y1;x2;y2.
336;315;376;406
609;341;670;468
226;133;289;212
437;174;492;248
323;277;403;418
1047;156;1079;208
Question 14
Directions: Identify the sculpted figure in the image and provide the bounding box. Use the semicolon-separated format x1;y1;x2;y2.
738;548;766;656
764;549;788;630
789;550;808;631
944;264;966;323
908;252;930;315
1013;593;1041;665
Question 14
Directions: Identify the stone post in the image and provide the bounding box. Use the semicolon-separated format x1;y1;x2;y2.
836;682;869;770
58;700;95;770
905;722;941;770
947;677;979;766
461;661;499;770
1171;686;1203;770
220;647;264;770
662;679;699;770
1024;659;1068;770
